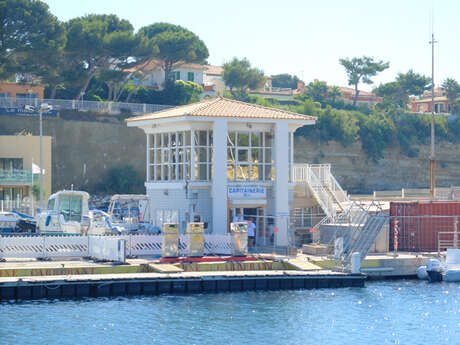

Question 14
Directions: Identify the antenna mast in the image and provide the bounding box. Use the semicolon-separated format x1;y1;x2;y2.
429;29;437;199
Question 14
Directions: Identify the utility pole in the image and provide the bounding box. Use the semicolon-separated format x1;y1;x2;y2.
429;33;437;199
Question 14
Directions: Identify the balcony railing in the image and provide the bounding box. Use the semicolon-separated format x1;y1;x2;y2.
0;169;33;185
0;97;173;115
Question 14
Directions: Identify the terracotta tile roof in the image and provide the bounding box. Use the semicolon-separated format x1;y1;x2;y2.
126;97;316;123
204;65;224;76
339;86;376;97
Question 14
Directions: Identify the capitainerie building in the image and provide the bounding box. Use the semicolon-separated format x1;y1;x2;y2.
126;97;316;246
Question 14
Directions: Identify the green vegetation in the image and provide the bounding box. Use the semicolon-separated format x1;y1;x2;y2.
222;57;265;100
271;74;301;89
97;165;144;194
339;56;389;106
442;78;460;114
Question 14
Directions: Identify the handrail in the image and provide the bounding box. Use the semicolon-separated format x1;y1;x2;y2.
0;97;172;115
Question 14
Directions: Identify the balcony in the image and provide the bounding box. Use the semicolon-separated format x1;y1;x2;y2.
0;169;33;186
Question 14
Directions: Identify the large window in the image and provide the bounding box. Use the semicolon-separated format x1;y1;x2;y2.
227;131;274;181
0;158;23;170
148;130;213;181
187;72;194;82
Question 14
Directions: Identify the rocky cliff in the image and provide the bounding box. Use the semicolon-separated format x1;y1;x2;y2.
294;136;460;193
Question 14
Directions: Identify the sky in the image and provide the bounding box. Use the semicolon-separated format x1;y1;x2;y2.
42;0;459;91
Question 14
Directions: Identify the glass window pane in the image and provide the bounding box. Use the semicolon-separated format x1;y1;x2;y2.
185;164;191;179
156;165;161;180
264;133;274;147
163;149;169;163
264;149;272;163
185;148;191;163
196;148;207;162
251;132;262;147
209;149;213;163
209;165;213;180
177;132;183;146
163;165;169;180
236;164;249;180
238;132;249;146
250;164;263;181
227;165;235;180
149;150;155;163
227;132;236;146
251;149;262;163
178;149;184;163
199;130;207;146
185;131;191;146
149;166;155;181
170;165;176;180
171;133;176;147
199;164;207;180
227;148;235;162
154;149;161;163
155;134;161;148
149;134;154;149
178;165;184;179
238;149;248;162
162;133;168;147
209;131;213;145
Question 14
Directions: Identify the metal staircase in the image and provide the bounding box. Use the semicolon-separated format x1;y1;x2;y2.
293;164;350;219
326;201;388;270
293;164;388;270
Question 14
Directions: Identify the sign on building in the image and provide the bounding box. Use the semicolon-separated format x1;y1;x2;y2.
228;187;266;199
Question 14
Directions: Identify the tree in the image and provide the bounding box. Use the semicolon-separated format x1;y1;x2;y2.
223;57;265;100
328;85;343;103
305;80;329;102
339;56;389;106
271;74;301;89
0;0;66;80
442;78;460;114
64;14;136;99
137;23;208;86
375;70;430;110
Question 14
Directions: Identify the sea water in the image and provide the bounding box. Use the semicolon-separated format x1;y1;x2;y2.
1;280;460;345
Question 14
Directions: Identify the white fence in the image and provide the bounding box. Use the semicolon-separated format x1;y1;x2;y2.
0;234;233;260
0;97;172;115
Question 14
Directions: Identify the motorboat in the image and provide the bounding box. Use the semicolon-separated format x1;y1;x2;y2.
36;190;118;235
417;249;460;282
0;211;20;233
107;194;157;233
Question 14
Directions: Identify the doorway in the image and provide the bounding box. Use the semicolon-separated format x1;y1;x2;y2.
230;207;270;246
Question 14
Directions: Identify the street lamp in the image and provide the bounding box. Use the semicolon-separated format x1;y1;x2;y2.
39;103;52;210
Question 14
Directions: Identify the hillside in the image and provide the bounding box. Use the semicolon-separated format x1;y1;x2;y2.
2;113;460;194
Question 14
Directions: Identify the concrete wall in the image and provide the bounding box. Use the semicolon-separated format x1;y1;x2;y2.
0;115;145;194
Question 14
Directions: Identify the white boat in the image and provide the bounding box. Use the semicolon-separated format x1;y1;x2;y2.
0;211;20;233
36;190;119;236
107;194;157;233
418;249;460;282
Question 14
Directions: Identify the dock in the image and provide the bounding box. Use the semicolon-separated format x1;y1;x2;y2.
0;257;365;300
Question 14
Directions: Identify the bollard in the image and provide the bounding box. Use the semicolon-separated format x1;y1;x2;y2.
351;252;361;274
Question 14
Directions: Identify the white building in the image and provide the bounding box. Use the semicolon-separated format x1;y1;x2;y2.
126;97;316;246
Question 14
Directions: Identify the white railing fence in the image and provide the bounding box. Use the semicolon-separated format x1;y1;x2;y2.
0;97;172;115
0;234;233;260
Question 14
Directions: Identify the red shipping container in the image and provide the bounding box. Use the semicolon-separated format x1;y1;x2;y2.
390;201;460;252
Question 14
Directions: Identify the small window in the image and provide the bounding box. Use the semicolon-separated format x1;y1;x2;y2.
176;71;180;80
187;72;194;82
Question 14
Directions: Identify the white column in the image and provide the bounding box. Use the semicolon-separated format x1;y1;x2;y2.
146;133;150;181
212;119;228;234
275;122;290;246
